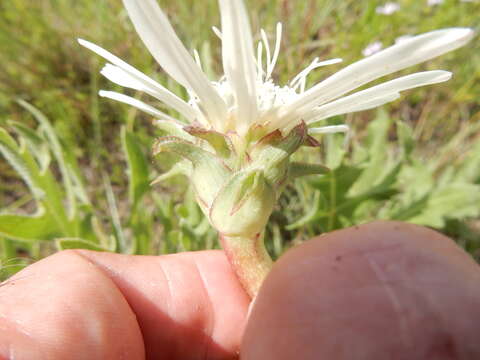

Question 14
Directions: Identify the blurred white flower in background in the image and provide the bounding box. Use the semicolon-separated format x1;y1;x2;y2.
428;0;444;6
362;41;384;57
376;2;401;15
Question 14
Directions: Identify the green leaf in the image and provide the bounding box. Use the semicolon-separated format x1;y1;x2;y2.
17;100;77;220
289;162;330;179
286;190;321;230
408;183;480;228
349;110;392;195
325;132;347;169
103;174;129;253
121;127;150;209
0;128;44;198
0;211;59;241
454;140;480;184
396;120;414;158
165;230;182;253
151;162;192;186
56;238;111;252
8;120;51;171
387;195;430;221
0;239;31;279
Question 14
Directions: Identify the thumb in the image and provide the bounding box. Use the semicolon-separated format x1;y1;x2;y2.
242;221;480;360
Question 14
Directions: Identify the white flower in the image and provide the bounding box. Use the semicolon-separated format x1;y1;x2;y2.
362;41;384;57
427;0;444;6
376;2;401;15
79;0;473;141
78;0;474;298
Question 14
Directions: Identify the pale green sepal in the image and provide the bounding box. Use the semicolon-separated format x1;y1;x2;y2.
150;159;192;185
210;170;275;237
184;125;234;158
154;120;194;140
248;122;307;186
289;162;330;179
153;136;232;211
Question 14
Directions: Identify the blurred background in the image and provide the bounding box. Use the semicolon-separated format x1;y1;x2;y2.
0;0;479;279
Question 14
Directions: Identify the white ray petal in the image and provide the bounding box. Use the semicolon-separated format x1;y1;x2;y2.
305;94;402;127
282;28;473;118
218;0;258;134
78;39;197;121
101;63;144;90
304;70;451;124
100;64;197;122
261;29;271;71
99;90;181;123
122;0;227;128
308;125;350;134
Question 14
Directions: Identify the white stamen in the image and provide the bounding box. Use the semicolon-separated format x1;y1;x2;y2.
261;29;271;74
265;23;283;80
290;58;343;90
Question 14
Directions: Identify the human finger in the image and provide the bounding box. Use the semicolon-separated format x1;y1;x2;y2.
242;221;480;360
0;249;250;360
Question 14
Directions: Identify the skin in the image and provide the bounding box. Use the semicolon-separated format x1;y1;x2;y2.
0;221;479;360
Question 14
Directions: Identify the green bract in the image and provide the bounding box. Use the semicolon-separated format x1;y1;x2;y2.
153;123;323;239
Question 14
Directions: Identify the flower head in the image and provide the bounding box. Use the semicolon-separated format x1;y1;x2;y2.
79;0;472;143
79;0;474;297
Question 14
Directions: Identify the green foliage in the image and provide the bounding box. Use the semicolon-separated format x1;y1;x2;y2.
0;103;216;278
286;111;480;247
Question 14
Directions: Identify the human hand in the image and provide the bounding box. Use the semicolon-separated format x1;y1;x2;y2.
1;221;479;360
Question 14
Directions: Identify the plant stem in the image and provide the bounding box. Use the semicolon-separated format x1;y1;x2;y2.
219;233;273;298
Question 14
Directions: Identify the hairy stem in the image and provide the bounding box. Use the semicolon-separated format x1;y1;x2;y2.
220;233;273;298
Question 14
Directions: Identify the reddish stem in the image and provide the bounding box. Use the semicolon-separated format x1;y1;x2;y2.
220;233;273;298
